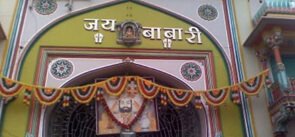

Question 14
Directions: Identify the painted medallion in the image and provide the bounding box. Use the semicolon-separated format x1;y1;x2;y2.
181;62;202;81
198;4;218;21
34;0;57;15
50;59;73;79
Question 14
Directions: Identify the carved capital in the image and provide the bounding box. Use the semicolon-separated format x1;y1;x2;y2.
264;31;283;49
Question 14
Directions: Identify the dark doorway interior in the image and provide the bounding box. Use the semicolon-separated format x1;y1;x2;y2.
48;98;201;137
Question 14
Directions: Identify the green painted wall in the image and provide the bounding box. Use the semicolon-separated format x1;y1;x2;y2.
2;2;243;137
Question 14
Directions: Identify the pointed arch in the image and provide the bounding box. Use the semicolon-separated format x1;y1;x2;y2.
16;1;232;85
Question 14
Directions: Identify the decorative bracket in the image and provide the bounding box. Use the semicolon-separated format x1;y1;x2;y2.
263;30;283;49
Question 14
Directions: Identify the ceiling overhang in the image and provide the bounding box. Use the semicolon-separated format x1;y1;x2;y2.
0;23;6;40
244;15;295;47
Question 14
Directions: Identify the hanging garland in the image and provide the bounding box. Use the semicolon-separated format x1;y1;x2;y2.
166;89;194;107
34;87;63;106
0;69;269;107
71;85;98;104
231;85;241;104
239;72;266;95
203;88;230;106
104;77;128;96
0;78;23;97
137;77;160;99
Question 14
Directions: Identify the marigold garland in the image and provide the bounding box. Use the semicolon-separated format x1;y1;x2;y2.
137;77;160;99
0;78;23;97
71;85;98;104
103;77;128;96
0;69;269;107
34;88;63;106
239;70;267;95
166;89;194;107
203;88;230;106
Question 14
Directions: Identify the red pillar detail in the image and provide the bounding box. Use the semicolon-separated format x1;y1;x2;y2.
273;46;282;64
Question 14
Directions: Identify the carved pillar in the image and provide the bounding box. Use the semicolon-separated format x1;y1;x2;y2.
256;49;275;103
264;31;289;93
273;103;295;137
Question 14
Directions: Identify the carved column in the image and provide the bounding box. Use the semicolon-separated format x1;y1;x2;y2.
256;49;276;104
273;103;295;137
264;31;289;93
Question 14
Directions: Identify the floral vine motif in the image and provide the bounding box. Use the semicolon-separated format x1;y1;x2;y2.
198;4;218;21
50;59;73;79
34;0;57;15
181;62;202;81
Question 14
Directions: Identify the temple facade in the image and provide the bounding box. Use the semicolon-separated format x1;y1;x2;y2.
0;0;294;137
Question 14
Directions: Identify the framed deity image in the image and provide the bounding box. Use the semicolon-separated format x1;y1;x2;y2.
95;77;159;135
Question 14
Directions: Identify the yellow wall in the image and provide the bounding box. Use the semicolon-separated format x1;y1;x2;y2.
0;1;28;137
3;2;243;137
0;0;18;35
232;1;273;137
0;0;18;74
0;41;5;70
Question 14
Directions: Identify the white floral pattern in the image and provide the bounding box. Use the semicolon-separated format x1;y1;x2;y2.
198;4;218;21
50;59;73;79
181;62;202;81
34;0;57;15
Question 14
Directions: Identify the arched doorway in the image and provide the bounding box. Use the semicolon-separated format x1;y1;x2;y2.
47;99;201;137
44;63;206;137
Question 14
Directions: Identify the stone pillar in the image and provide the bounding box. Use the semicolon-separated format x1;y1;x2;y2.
264;31;289;93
